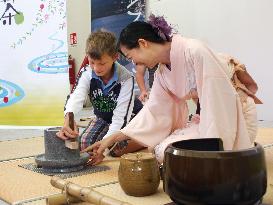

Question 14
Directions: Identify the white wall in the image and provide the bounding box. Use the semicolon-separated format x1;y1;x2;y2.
147;0;273;121
66;0;91;73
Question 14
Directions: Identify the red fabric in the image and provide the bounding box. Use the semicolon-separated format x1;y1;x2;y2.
71;56;89;92
79;55;89;72
68;58;76;85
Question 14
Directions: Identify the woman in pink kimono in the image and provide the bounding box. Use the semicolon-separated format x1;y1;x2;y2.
83;16;261;164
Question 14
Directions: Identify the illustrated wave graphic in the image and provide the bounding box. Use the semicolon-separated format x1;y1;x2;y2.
28;32;69;74
0;79;25;107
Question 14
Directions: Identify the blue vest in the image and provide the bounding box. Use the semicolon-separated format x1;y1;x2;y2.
89;78;121;124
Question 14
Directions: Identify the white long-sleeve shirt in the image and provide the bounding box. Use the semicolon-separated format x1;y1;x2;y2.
64;62;135;139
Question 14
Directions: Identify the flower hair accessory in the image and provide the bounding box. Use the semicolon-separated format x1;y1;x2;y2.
147;14;173;41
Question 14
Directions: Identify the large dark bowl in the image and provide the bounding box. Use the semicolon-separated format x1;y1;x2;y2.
163;138;267;205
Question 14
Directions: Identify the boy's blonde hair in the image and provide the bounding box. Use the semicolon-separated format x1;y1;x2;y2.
85;30;117;60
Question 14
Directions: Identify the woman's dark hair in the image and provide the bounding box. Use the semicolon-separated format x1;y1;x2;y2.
118;15;174;51
118;21;166;50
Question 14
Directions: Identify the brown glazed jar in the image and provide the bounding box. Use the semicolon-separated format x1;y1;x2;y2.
118;152;160;197
163;138;267;205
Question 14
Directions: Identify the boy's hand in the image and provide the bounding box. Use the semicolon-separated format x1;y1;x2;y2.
56;120;79;140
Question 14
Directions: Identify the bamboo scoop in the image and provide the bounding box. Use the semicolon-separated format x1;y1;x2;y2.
50;176;132;205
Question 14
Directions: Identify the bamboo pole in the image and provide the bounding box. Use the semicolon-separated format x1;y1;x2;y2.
50;176;132;205
46;193;82;205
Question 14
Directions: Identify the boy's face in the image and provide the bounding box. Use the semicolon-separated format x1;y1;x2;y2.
88;53;118;78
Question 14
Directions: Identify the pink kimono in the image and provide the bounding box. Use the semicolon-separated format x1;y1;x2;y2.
121;35;257;163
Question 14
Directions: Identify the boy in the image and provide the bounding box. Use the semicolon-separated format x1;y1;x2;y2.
57;30;143;156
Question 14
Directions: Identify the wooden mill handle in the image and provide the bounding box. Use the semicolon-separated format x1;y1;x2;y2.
68;112;74;131
68;112;76;142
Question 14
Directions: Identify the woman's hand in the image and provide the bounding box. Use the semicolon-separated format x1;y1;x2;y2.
191;114;200;124
81;131;128;165
84;141;106;165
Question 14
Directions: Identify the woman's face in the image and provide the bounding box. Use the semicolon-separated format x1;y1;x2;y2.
120;42;158;68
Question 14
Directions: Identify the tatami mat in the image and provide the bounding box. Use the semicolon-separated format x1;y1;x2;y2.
0;137;44;162
256;128;273;146
263;148;273;204
0;157;119;204
19;183;171;205
21;148;273;205
1;128;272;205
18;199;93;205
92;181;171;205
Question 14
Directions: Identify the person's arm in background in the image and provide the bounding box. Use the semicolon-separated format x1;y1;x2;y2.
135;64;149;102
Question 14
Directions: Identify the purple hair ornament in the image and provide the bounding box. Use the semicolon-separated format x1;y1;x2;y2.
147;14;174;41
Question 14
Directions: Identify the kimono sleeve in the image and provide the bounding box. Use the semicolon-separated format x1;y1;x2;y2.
120;72;176;148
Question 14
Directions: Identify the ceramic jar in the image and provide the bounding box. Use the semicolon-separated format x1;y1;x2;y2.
118;152;160;197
